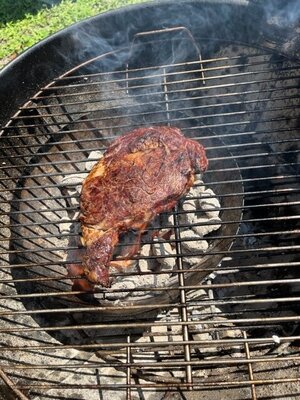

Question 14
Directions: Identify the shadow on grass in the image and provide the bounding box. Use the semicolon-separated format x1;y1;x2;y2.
0;0;62;26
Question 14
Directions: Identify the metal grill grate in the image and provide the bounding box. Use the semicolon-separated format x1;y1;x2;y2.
0;29;299;400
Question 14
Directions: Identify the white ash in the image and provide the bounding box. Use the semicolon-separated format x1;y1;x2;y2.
180;183;221;237
179;230;209;252
59;150;222;301
152;238;176;270
93;296;244;388
272;335;281;344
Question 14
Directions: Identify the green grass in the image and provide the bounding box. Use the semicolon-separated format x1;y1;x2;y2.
0;0;47;26
0;0;146;65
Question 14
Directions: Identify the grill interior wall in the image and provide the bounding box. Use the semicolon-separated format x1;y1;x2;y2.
0;36;299;400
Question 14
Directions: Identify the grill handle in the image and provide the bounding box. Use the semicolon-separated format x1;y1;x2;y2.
127;26;206;84
132;26;200;48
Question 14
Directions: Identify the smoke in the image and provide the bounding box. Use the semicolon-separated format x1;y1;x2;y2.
256;0;300;27
251;0;300;58
55;1;250;75
59;0;300;80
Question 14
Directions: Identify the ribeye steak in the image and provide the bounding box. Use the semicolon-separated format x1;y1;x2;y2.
71;126;208;291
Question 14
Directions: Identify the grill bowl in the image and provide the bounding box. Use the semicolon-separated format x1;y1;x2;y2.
0;1;299;398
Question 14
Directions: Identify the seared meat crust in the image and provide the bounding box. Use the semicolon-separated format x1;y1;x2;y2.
76;126;208;289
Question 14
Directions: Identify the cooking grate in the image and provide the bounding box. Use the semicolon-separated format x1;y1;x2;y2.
0;27;300;400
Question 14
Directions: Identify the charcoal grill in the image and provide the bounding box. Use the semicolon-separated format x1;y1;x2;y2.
0;1;300;399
